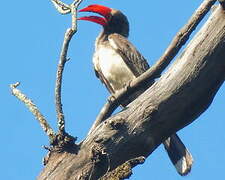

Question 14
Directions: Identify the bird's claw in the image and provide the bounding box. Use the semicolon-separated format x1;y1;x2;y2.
124;80;132;91
108;95;116;103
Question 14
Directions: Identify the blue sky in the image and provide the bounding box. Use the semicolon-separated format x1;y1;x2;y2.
1;1;225;179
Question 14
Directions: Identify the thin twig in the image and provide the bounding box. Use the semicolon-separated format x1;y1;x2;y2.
88;0;217;135
55;28;73;135
99;156;145;180
55;0;84;135
10;82;55;141
71;0;83;30
51;0;71;14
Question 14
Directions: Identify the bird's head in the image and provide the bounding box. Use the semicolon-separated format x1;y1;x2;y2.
79;4;129;37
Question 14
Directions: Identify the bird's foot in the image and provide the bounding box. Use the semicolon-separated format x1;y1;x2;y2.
124;80;132;91
108;95;116;104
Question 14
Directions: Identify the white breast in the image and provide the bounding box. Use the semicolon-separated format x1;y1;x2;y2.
93;45;135;92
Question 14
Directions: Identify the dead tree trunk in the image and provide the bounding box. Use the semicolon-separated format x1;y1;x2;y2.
38;5;225;180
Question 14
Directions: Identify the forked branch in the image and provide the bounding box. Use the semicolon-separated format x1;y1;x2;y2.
10;0;85;150
51;0;71;14
38;5;225;178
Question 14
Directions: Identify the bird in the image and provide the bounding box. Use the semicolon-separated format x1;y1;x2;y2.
78;4;193;175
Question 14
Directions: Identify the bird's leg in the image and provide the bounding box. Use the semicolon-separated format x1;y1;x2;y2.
124;80;132;91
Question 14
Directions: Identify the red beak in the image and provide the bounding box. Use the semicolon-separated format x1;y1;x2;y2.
78;4;112;26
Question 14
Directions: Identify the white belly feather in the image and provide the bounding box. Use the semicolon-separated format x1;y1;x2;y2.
93;45;135;92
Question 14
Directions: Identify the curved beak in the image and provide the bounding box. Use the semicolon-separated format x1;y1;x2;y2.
78;4;112;26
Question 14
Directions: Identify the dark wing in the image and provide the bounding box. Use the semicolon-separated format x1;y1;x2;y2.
108;33;150;77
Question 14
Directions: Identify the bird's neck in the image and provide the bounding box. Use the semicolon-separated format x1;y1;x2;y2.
95;30;128;47
95;31;111;49
97;31;109;42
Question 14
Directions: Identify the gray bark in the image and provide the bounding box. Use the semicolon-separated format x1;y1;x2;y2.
38;6;225;180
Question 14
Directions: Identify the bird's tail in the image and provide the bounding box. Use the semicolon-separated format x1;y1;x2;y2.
121;84;193;175
163;134;193;176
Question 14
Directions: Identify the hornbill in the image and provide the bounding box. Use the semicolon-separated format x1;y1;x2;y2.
79;4;193;175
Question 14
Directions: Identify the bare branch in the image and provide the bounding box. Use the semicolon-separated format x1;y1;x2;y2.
145;0;216;78
90;0;217;135
55;28;74;134
88;101;113;135
70;0;83;31
51;0;71;14
99;157;145;180
54;0;84;135
10;82;55;141
38;4;225;180
71;0;84;30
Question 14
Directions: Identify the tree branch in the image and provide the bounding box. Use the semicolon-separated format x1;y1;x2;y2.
9;0;86;153
99;157;145;180
55;28;74;135
38;6;225;179
51;0;71;14
10;82;55;141
89;0;217;135
54;0;84;135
